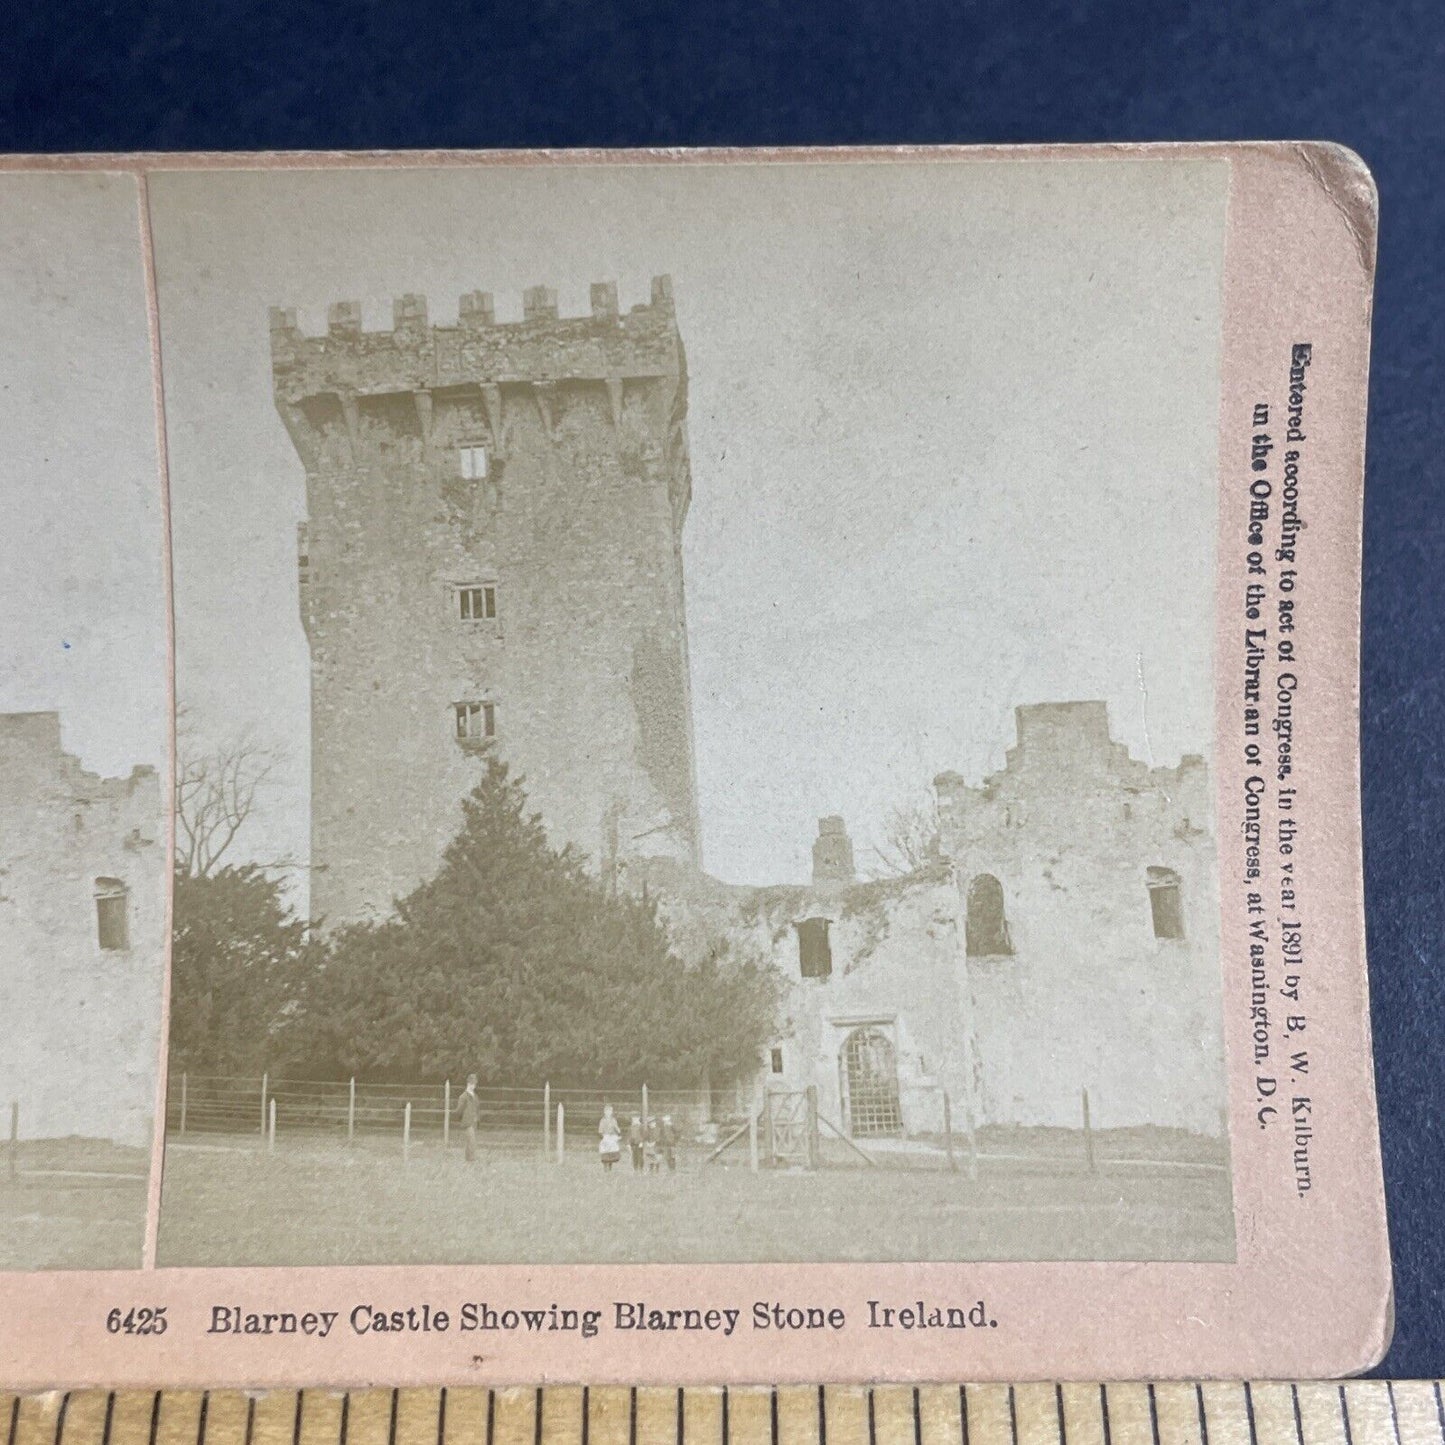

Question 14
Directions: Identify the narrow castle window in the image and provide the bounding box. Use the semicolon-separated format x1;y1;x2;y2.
795;917;832;979
459;444;489;480
770;1047;785;1075
1147;866;1185;939
459;585;497;622
95;877;129;951
454;700;496;743
965;873;1013;957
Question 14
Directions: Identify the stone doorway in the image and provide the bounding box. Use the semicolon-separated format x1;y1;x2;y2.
840;1026;903;1137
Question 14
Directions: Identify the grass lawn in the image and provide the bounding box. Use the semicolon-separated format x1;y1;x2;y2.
156;1131;1233;1266
0;1138;150;1271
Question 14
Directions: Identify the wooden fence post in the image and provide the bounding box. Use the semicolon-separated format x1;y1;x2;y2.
642;1083;649;1125
943;1091;957;1173
260;1072;269;1136
443;1081;451;1150
748;1096;759;1173
180;1072;188;1137
1082;1086;1096;1174
805;1084;820;1169
8;1101;17;1179
544;1083;551;1157
348;1077;356;1143
404;1102;412;1164
267;1097;276;1154
556;1103;565;1163
959;1079;980;1181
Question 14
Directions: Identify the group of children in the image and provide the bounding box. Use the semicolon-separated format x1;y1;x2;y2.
597;1105;678;1173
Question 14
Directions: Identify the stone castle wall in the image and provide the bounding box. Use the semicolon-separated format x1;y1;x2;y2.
272;279;700;924
0;712;165;1146
648;703;1226;1138
933;701;1223;1133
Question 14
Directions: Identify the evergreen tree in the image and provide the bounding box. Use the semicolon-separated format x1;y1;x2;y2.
169;864;311;1074
304;761;782;1087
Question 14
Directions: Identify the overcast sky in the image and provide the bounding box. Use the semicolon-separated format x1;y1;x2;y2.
0;171;167;778
149;155;1228;887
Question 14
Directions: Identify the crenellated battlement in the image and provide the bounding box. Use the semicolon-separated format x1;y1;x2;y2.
0;710;161;843
270;276;680;409
932;700;1211;858
283;273;700;925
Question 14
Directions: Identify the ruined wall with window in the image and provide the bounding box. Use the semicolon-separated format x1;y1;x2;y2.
0;712;164;1146
647;702;1225;1141
934;701;1223;1134
272;279;701;924
639;850;965;1138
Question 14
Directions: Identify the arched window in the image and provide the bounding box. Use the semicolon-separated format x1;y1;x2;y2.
94;877;129;951
965;873;1013;956
1147;866;1184;939
795;917;832;979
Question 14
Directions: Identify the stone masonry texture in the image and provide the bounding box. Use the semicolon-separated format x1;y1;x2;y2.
272;278;701;925
0;711;165;1146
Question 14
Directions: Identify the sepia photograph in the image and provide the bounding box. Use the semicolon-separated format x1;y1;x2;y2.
0;171;169;1270
149;155;1234;1267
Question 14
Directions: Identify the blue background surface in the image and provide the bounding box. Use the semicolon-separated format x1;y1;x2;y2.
2;0;1440;1379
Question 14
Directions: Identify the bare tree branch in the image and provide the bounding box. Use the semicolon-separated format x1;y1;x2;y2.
866;789;943;879
174;709;283;878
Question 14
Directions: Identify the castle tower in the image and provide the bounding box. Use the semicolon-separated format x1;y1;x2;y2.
271;278;701;925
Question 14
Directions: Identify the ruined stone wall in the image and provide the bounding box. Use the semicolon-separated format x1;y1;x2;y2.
649;703;1227;1139
0;712;165;1145
934;702;1224;1134
272;279;700;925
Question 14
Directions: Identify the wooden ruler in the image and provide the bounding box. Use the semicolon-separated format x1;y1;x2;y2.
4;1384;1443;1445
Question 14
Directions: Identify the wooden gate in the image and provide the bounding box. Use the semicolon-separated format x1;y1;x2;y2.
762;1087;818;1168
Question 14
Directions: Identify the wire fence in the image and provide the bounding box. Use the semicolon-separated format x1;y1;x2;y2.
161;1074;1230;1178
165;1072;734;1155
